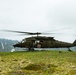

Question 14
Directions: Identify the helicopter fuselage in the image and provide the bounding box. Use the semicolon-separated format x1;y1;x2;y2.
13;36;76;49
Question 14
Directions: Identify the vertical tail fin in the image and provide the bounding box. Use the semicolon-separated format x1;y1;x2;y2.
73;40;76;46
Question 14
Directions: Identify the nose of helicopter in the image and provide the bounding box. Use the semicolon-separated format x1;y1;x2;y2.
13;42;26;48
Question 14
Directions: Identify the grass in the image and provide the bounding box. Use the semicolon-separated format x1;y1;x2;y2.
0;50;76;75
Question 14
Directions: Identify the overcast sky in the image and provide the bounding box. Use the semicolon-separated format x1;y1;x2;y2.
0;0;76;43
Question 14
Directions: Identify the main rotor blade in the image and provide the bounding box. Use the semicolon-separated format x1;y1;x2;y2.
2;30;41;35
2;29;71;36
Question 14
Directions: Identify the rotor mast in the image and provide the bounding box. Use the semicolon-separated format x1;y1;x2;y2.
37;32;39;37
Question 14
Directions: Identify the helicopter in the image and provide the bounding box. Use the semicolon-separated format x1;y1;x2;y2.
3;30;76;52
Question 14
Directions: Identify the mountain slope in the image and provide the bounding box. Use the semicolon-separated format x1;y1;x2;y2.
0;38;18;52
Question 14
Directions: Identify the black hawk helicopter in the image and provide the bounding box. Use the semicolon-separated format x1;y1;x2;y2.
3;30;76;52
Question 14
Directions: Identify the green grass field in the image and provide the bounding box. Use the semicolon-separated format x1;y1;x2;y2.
0;50;76;75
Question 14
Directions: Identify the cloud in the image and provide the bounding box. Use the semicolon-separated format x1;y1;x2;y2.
47;0;76;28
0;0;49;31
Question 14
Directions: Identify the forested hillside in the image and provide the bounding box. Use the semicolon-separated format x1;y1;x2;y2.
0;38;18;52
